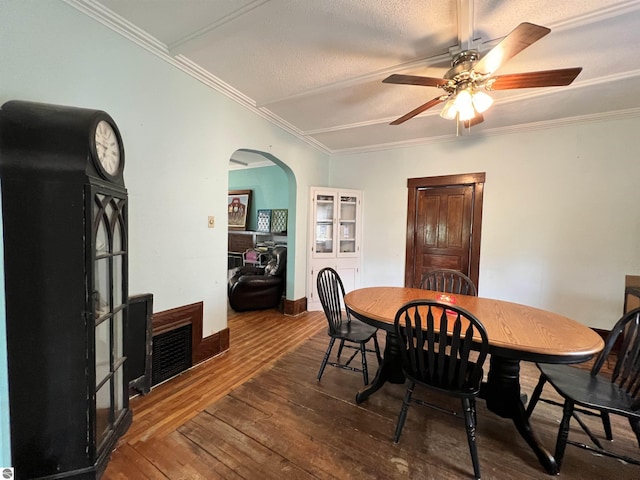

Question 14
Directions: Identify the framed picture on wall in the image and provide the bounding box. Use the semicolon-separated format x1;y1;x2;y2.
271;208;288;233
256;209;272;232
228;190;252;230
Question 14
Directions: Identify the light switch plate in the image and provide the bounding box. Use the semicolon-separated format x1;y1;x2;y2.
207;216;215;228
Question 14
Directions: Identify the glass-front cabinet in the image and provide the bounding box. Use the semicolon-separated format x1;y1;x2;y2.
308;187;362;311
0;101;131;479
312;190;361;259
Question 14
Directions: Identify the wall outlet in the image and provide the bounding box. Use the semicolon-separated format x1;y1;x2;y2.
208;216;215;228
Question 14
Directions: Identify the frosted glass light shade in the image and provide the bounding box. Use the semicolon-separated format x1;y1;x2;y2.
440;98;458;120
472;90;494;113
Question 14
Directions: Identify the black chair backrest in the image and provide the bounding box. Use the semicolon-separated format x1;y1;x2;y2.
317;267;350;334
592;307;640;404
420;269;477;296
395;300;489;394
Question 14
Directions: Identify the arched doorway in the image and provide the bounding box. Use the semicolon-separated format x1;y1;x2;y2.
227;149;297;302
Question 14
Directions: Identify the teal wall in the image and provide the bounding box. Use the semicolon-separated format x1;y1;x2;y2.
229;165;289;231
0;188;10;465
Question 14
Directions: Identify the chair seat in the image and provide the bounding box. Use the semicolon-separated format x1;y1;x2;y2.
539;363;640;419
328;319;378;343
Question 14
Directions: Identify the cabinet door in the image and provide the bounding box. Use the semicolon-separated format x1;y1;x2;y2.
308;259;360;311
337;192;360;258
311;189;337;258
92;191;128;451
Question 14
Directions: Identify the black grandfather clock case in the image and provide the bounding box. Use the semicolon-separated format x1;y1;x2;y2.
0;100;131;479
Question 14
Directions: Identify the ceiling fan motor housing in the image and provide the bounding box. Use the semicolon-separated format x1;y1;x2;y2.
443;50;482;95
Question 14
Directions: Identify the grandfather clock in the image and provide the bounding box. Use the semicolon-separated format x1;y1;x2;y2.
0;100;131;478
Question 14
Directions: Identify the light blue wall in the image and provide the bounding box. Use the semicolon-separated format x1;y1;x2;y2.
229;165;289;231
0;188;10;465
0;0;329;455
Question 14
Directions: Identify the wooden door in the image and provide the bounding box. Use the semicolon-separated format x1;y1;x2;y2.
405;173;485;289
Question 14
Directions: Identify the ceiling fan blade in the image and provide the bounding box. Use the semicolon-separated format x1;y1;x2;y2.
390;97;444;125
383;74;448;88
463;113;484;128
474;22;551;75
487;67;582;90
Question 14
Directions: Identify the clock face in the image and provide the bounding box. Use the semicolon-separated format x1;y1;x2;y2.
94;120;121;176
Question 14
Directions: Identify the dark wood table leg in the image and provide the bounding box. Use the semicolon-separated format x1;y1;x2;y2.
355;330;405;403
481;355;559;475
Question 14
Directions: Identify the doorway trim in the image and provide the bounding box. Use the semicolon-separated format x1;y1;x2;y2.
405;172;485;288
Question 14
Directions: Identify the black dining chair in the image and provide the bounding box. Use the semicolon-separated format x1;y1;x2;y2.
526;307;640;470
393;300;489;480
420;268;478;296
316;267;381;385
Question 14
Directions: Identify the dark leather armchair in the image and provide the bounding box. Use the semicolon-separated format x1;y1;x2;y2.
228;246;286;312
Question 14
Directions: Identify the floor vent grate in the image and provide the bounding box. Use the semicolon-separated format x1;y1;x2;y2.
151;324;192;386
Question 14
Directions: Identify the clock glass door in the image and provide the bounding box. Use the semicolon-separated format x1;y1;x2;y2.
92;190;128;450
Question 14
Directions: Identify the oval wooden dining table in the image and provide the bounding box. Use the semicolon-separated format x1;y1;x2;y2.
344;286;604;475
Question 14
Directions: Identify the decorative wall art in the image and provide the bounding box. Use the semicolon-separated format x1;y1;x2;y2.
228;190;252;230
256;209;272;232
271;208;288;233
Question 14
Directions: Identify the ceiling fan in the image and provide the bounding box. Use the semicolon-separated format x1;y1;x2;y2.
383;22;582;128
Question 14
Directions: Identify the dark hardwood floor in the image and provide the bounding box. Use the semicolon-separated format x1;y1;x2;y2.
103;308;639;479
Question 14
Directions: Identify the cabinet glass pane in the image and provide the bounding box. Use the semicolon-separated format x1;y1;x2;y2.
113;254;123;308
339;196;357;253
340;196;357;221
95;319;110;387
96;215;108;255
315;195;334;221
315;194;335;254
340;240;356;253
114;366;124;416
94;258;110;317
113;310;124;362
95;381;111;448
113;216;122;253
315;223;333;254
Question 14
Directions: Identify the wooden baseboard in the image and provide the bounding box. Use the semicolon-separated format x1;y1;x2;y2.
152;301;229;365
194;328;229;364
284;297;307;316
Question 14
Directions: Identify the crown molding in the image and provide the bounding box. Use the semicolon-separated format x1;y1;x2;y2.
65;0;640;159
328;107;640;155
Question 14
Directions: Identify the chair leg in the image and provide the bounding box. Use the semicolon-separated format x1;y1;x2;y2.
394;381;415;443
462;397;481;480
602;412;613;441
337;339;345;359
526;374;546;418
554;399;575;471
317;337;336;381
629;417;640;449
572;411;603;449
360;342;369;385
373;333;382;365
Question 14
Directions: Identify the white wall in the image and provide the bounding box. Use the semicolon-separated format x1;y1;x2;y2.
0;0;329;339
331;118;640;329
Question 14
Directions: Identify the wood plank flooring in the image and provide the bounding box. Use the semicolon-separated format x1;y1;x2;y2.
103;308;639;479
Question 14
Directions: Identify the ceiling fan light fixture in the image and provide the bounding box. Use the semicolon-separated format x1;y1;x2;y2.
472;90;493;113
458;106;476;122
454;89;475;121
440;98;458;120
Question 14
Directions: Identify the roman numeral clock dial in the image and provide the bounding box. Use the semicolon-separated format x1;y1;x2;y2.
94;119;122;177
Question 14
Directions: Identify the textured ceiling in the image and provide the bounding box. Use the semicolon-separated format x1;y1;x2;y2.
75;0;640;162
